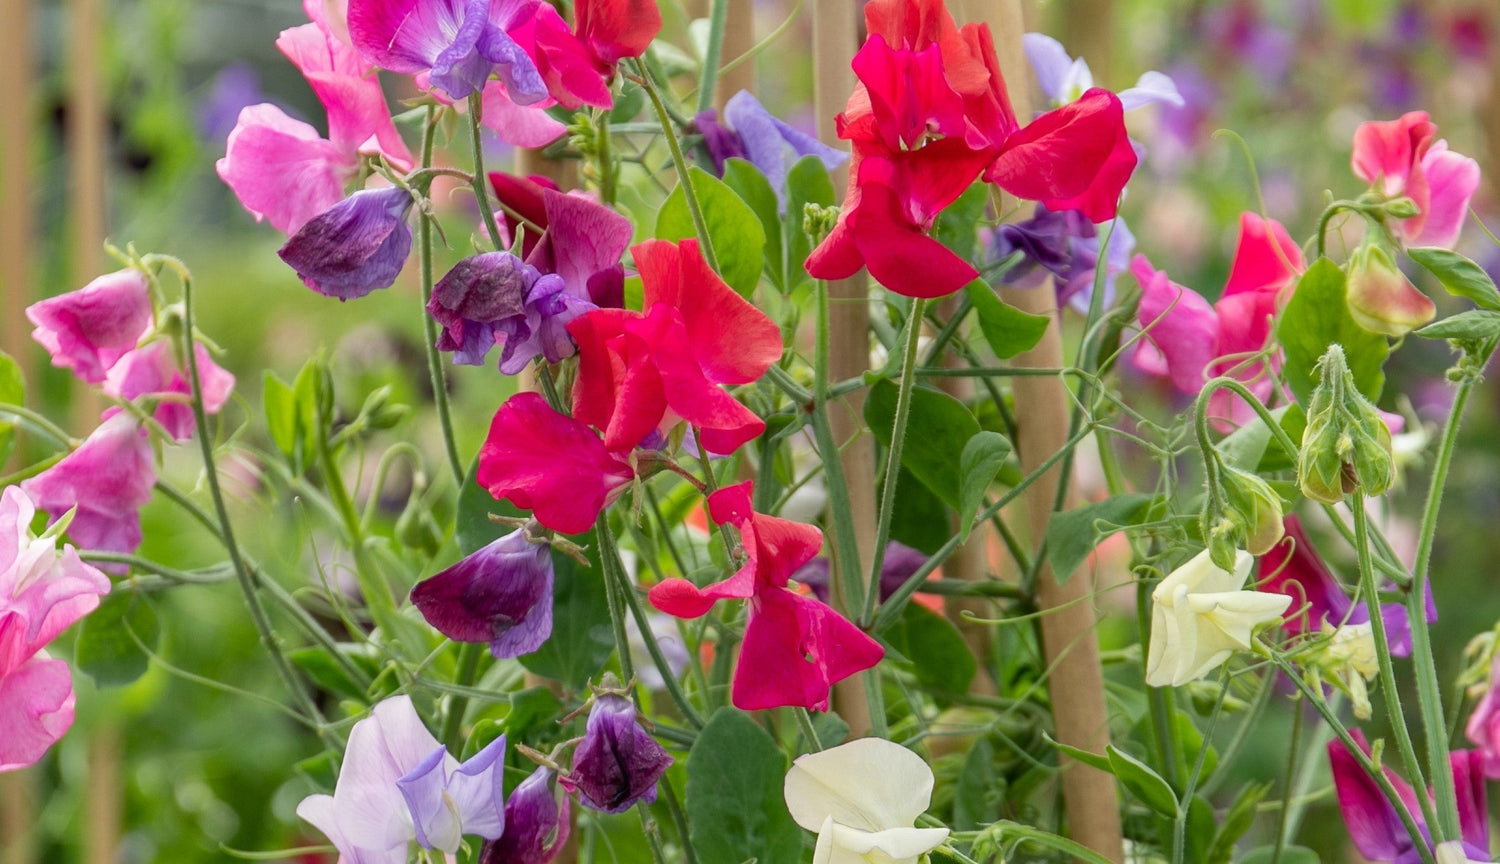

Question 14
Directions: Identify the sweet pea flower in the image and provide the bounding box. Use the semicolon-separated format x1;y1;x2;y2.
984;204;1135;312
479;766;570;864
487;176;632;308
477;392;633;535
510;0;661;110
1145;548;1291;687
348;0;547;103
783;737;950;864
410;527;553;659
0;487;112;772
428;251;593;372
1436;842;1490;864
696;91;849;209
103;341;237;442
1024;32;1183;112
22;414;156;557
560;691;673;814
297;695;508;862
1464;654;1500;778
1346;241;1436;337
1329;731;1489;864
1351;111;1480;250
793;540;928;606
649;482;883;712
279;186;414;299
26;270;153;384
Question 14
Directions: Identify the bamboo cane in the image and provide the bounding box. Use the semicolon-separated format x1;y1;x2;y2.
974;2;1125;860
811;0;876;739
713;0;755;108
68;0;106;436
0;0;34;404
0;770;36;864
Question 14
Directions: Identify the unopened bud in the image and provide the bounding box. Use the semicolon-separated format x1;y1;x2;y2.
1217;463;1286;556
1382;196;1421;219
1298;345;1395;503
803;204;841;246
1346;241;1435;337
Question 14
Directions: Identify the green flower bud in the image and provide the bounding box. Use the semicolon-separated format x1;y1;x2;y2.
1346;241;1435;337
1298;345;1395;503
1218;463;1286;556
1381;196;1421;219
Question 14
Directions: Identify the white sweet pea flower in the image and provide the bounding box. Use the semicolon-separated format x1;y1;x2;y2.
783;738;950;864
1145;549;1291;687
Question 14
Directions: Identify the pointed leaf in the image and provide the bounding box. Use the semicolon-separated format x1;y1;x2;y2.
76;592;160;687
1277;257;1388;404
966;282;1050;359
784;155;837;292
1107;745;1178;817
721;158;785;292
1408;246;1500;311
1045;493;1162;584
1414;309;1500;341
656;166;767;297
686;708;803;864
865;379;980;508
957;431;1011;542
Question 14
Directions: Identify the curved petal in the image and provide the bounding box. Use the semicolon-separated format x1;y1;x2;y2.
784;738;937;833
1132;254;1217;394
986;89;1133;223
216;104;355;235
0;655;75;771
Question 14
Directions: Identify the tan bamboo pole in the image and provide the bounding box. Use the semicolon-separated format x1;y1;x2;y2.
811;0;875;739
1485;6;1500;202
0;0;34;399
0;771;36;864
515;147;578;190
68;0;106;437
712;0;755;107
1053;0;1112;84
84;726;120;864
977;2;1124;860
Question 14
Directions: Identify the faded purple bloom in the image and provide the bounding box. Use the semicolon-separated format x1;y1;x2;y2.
495;271;595;373
1156;62;1218;160
1330;731;1488;863
1024;33;1182;112
297;695;508;862
348;0;546;102
1202;0;1294;85
480;766;571;864
983;204;1135;311
696;90;848;210
22;414;155;559
795;541;928;606
429;252;535;365
561;692;673;814
279;186;414;300
103;341;237;442
410;528;554;659
27;270;153;384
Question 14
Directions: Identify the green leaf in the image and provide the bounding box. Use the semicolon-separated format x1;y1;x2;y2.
1207;782;1271;864
783;155;837;292
503;687;563;740
1044;732;1113;773
953;737;1000;830
455;455;525;556
76;592;160;687
1045;493;1162;584
1239;845;1320;864
519;540;615;688
957;431;1011;542
0;351;23;465
886;602;976;694
1408;246;1500;310
656;165;767;296
865;379;980;508
1277;257;1388;405
1184;796;1216;864
1106;745;1178;817
812;711;850;749
966;282;1050;359
888;466;952;555
290;646;368;702
721;158;785;292
934;182;988;262
1414;309;1500;341
686;708;803;864
262;370;296;459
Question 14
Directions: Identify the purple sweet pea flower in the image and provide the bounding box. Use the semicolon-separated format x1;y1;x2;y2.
983;204;1135;312
495;272;596;373
348;0;546;102
279;186;414;300
696;90;848;210
26;270;153;385
296;695;508;862
22;414;155;559
561;692;673;814
1329;731;1489;864
410;528;554;659
197;63;263;143
794;541;928;606
479;766;571;864
1024;33;1183;112
427;251;595;373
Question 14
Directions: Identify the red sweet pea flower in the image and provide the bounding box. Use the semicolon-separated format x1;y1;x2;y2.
568;239;782;454
575;0;660;66
647;482;883;712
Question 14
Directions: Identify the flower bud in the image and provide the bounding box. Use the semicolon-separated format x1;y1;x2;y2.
1298;345;1395;503
1217;463;1286;557
1345;241;1435;337
479;766;570;864
1306;622;1378;720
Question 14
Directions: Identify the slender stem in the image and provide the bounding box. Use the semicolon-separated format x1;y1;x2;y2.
595;516;638;692
660;780;701;864
1270;698;1304;864
634;59;719;273
0;403;74;446
811;279;865;620
465;92;505;250
862;297;927;625
794;707;823;753
637;799;672;864
418;105;465;485
440;642;483;751
696;0;728;114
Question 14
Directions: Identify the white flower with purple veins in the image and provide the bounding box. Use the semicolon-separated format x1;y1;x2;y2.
1024;33;1183;113
297;695;507;864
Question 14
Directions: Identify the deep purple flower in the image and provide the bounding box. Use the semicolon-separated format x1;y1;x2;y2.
410;528;554;659
428;251;596;373
479;766;571;864
1329;731;1488;863
695;90;848;210
795;541;928;605
279;186;414;300
984;204;1135;311
348;0;546;102
561;692;673;813
22;414;155;558
26;270;153;385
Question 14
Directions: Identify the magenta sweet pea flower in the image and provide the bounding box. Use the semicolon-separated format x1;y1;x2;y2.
479;766;570;864
103;341;237;442
0;487;111;772
22;414;156;558
279;185;414;299
348;0;546;102
26;270;153;384
476;392;633;535
297;695;508;862
559;692;673;814
1466;655;1500;779
410;527;553;659
1351;111;1481;250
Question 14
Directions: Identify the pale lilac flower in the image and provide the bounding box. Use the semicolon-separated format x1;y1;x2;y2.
296;695;507;862
0;487;111;772
409;528;554;659
560;692;672;814
479;767;571;864
279;186;414;299
348;0;546;102
197;63;263;143
22;414;155;557
696;90;849;209
103;342;237;442
1024;33;1182;112
26;270;153;384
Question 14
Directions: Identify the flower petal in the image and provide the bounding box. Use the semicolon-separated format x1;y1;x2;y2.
784;737;937;834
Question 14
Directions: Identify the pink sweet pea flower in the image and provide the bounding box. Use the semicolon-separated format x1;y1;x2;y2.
26;270;153;384
217;104;355;235
103;341;236;442
1465;655;1500;778
1351;111;1481;250
648;482;883;712
275;19;414;166
0;487;112;772
476;392;633;535
22;414;156;557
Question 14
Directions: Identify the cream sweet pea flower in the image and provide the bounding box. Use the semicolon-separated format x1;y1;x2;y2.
1145;549;1291;687
783;738;950;864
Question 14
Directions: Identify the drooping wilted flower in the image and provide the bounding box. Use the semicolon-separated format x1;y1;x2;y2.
410;528;554;659
278;186;414;300
560;691;673;814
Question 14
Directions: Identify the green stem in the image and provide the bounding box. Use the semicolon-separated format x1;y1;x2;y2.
1270;698;1304;864
465;92;505;250
634;58;719;273
661;780;701;864
0;404;74;447
418;106;466;485
440;642;483;751
862;297;928;625
696;0;728;115
794;706;824;752
595;516;639;692
810;278;865;620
